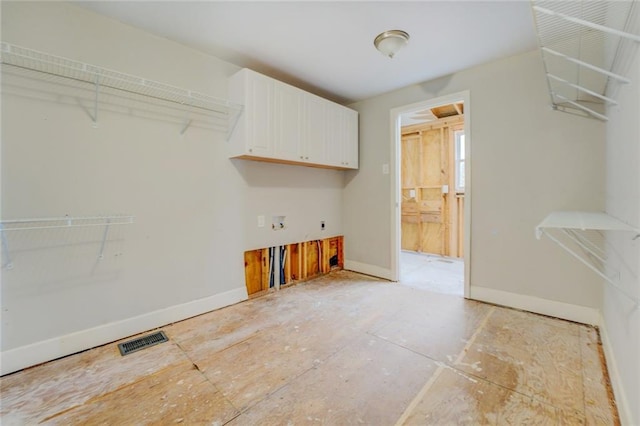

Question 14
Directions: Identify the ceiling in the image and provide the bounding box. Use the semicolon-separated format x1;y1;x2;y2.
401;102;464;127
76;1;539;105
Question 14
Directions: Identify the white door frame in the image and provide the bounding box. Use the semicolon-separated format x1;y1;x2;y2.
389;91;471;298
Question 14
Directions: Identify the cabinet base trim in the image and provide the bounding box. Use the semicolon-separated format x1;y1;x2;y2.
230;154;356;170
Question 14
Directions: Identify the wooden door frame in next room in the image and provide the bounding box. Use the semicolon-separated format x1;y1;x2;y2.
389;91;471;298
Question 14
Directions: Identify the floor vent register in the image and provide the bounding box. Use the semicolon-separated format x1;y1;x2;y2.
118;331;168;356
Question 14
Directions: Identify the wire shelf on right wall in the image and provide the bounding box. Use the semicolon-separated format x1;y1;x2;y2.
531;0;640;121
536;211;640;307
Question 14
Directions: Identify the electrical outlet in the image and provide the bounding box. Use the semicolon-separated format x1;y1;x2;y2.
258;215;265;228
272;215;285;231
321;220;326;231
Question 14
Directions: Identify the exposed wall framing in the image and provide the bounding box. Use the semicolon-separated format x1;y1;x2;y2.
243;236;344;297
401;115;464;257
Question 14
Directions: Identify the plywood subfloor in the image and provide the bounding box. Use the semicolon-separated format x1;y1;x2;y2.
0;271;618;425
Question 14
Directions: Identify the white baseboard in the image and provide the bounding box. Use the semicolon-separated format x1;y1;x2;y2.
344;260;394;281
469;285;600;325
598;313;633;426
0;287;248;376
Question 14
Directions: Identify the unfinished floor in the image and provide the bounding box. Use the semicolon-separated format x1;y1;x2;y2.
0;271;618;425
400;250;464;296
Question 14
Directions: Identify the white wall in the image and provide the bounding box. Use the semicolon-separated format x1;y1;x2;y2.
236;160;344;250
345;50;605;319
603;21;640;424
0;2;344;374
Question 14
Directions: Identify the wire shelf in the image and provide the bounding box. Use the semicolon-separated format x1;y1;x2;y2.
0;42;243;137
0;215;135;232
1;215;135;269
536;211;639;305
531;0;640;121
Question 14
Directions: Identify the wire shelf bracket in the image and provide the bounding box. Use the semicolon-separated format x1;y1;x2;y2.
0;42;244;139
531;1;640;121
0;215;135;269
536;211;640;306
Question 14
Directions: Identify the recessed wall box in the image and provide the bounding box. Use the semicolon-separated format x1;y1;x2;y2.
272;216;285;230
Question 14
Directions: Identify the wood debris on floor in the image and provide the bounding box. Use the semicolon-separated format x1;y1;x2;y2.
0;271;619;425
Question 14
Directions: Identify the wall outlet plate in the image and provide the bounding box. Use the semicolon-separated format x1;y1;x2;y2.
272;215;285;230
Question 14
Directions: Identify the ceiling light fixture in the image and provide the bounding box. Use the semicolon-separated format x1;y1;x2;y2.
374;30;410;58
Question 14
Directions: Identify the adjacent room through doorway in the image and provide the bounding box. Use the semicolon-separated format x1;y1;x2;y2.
396;98;468;296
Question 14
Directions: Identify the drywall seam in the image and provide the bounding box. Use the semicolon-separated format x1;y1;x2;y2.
469;285;600;325
0;287;248;376
344;260;394;281
599;312;633;426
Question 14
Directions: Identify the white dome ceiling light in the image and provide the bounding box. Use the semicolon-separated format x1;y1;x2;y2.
374;30;410;58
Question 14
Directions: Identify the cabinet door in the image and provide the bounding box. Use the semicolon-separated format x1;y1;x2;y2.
303;95;327;164
247;73;274;157
325;106;343;167
343;109;359;169
326;106;358;169
274;83;303;161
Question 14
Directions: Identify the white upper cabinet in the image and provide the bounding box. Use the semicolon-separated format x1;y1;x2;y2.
303;93;328;165
273;82;303;162
228;68;358;170
325;104;342;167
325;106;359;169
228;70;275;159
343;108;359;169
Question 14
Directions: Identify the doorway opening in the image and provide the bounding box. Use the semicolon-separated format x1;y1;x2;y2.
390;92;471;298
